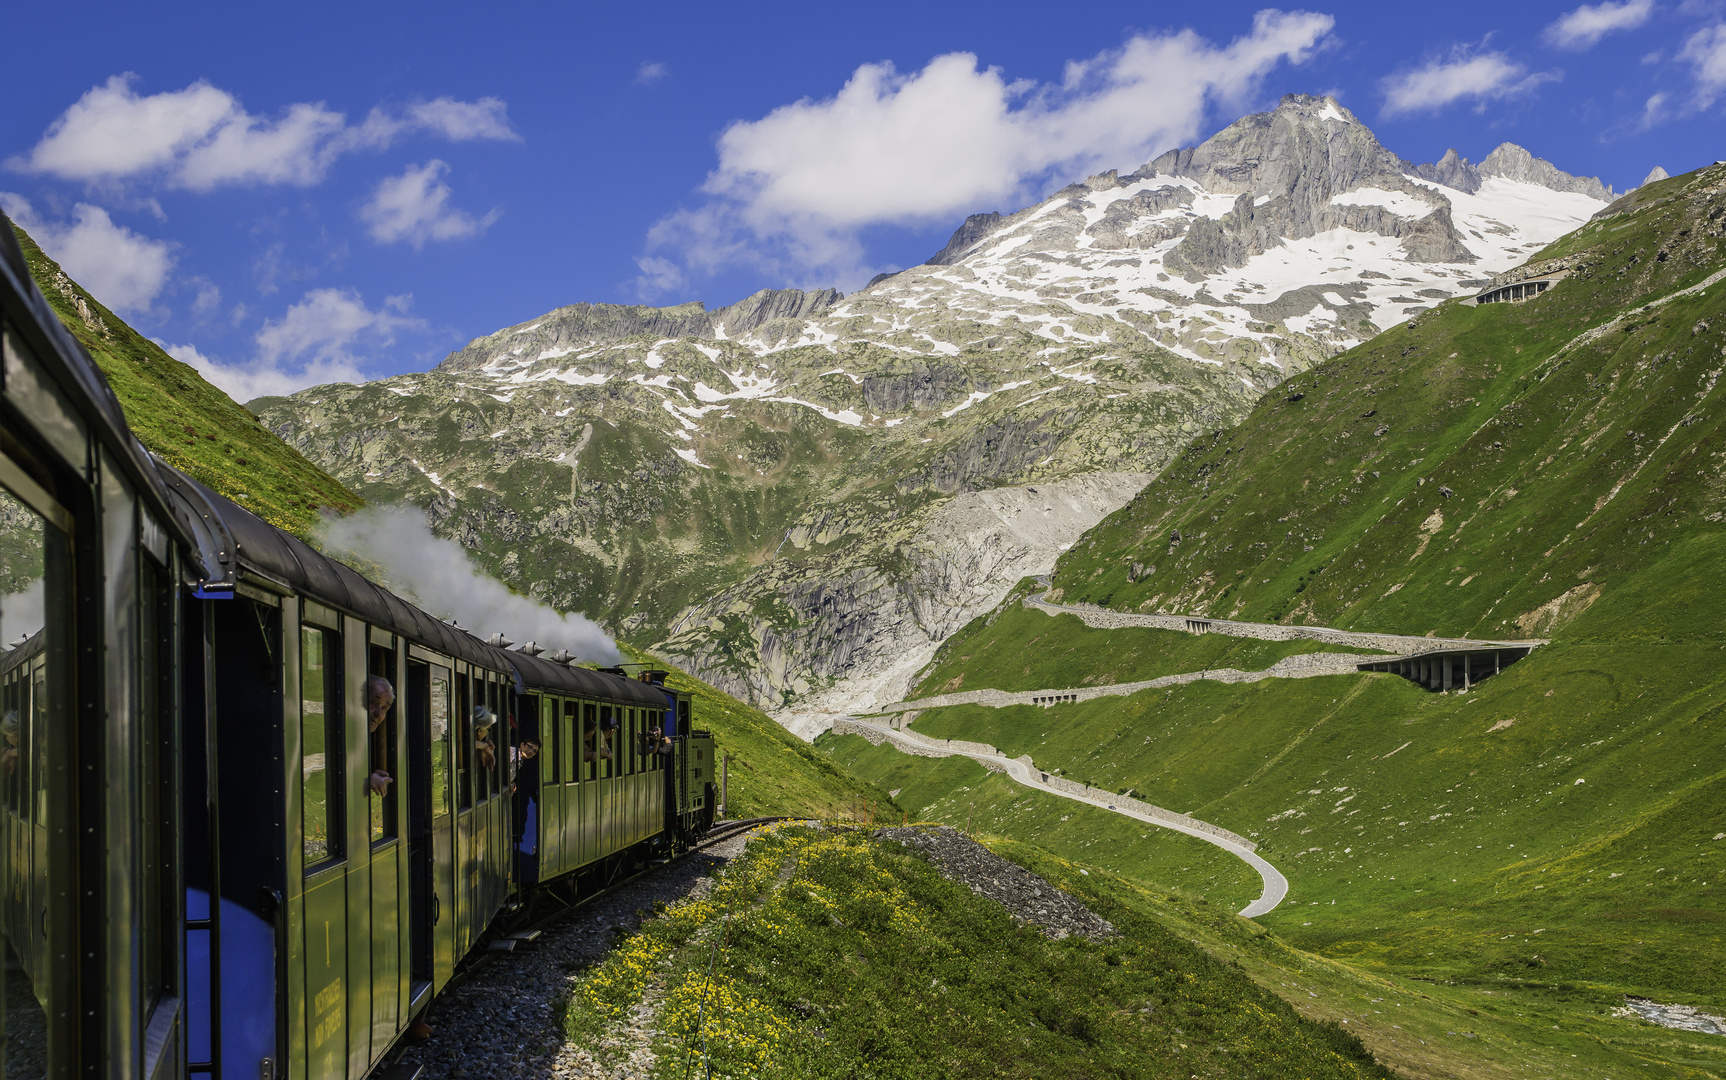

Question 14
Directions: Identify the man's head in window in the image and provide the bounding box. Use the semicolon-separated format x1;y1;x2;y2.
367;675;395;733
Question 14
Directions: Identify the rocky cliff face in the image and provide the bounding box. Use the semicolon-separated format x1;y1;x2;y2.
667;471;1156;739
437;288;841;374
258;94;1614;734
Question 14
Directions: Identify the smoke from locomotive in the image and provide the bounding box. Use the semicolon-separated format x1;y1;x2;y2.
319;503;622;665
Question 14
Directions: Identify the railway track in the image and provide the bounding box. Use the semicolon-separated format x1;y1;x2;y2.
376;816;794;1079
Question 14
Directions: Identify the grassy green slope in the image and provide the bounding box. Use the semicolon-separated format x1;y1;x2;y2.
912;578;1387;698
1049;165;1726;646
12;224;361;536
817;733;1264;908
570;823;1394;1079
842;167;1726;1077
1002;842;1726;1080
830;643;1726;1076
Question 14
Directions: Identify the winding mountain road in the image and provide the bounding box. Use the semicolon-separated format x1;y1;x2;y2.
843;718;1289;918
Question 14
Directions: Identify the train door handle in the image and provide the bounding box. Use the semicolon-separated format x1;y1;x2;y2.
432;894;441;925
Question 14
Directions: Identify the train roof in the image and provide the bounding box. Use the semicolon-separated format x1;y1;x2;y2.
158;463;502;667
0;630;44;678
501;650;666;707
0;214;190;550
157;463;658;707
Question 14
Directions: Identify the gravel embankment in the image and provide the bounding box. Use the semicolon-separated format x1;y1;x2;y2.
874;824;1114;940
393;828;763;1080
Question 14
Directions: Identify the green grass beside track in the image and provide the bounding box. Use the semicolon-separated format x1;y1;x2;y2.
571;823;1395;1079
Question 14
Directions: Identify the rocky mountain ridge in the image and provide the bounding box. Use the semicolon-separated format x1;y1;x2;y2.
256;94;1621;726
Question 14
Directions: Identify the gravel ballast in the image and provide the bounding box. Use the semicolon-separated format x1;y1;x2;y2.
874;824;1115;940
391;828;762;1080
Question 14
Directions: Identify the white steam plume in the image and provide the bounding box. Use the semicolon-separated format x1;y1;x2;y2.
319;504;621;665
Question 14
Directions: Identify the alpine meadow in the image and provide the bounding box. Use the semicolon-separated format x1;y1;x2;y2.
4;15;1726;1078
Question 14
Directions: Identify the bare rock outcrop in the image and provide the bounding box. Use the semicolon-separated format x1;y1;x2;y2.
437;288;841;372
874;825;1115;940
1480;143;1616;201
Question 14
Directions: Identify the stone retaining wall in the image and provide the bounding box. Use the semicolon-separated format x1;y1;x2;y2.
832;719;1256;852
1022;596;1526;655
880;650;1367;713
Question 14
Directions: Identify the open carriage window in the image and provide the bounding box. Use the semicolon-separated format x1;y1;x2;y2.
367;643;398;842
475;677;499;801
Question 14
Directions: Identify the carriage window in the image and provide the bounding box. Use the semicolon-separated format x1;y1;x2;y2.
429;667;451;818
540;698;557;783
1;661;19;813
301;625;342;868
32;660;46;825
455;676;473;810
479;678;499;801
600;706;617;779
576;703;590;776
562;700;578;783
368;645;398;842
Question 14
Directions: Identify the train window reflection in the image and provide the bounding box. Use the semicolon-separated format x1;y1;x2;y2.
429;668;451;819
1;483;56;1078
300;625;342;867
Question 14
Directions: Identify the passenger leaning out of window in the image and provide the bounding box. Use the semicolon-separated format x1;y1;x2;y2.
367;675;395;795
474;706;499;770
509;737;539;793
585;720;612;762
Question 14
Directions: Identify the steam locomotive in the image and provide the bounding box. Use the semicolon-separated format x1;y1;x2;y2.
0;212;717;1080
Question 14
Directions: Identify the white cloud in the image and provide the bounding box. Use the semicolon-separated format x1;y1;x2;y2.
388;98;518;142
1380;47;1560;117
158;287;421;402
2;192;174;312
639;8;1334;290
636;61;669;86
159;334;366;402
191;278;222;317
633;255;686;295
9;74;519;191
1680;23;1726;105
255;287;419;370
1642;89;1674;126
1544;0;1656;50
360;160;499;248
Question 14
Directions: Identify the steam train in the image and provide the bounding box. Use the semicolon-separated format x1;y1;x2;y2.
0;212;717;1080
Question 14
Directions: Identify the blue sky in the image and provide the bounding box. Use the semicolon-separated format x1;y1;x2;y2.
2;0;1720;400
